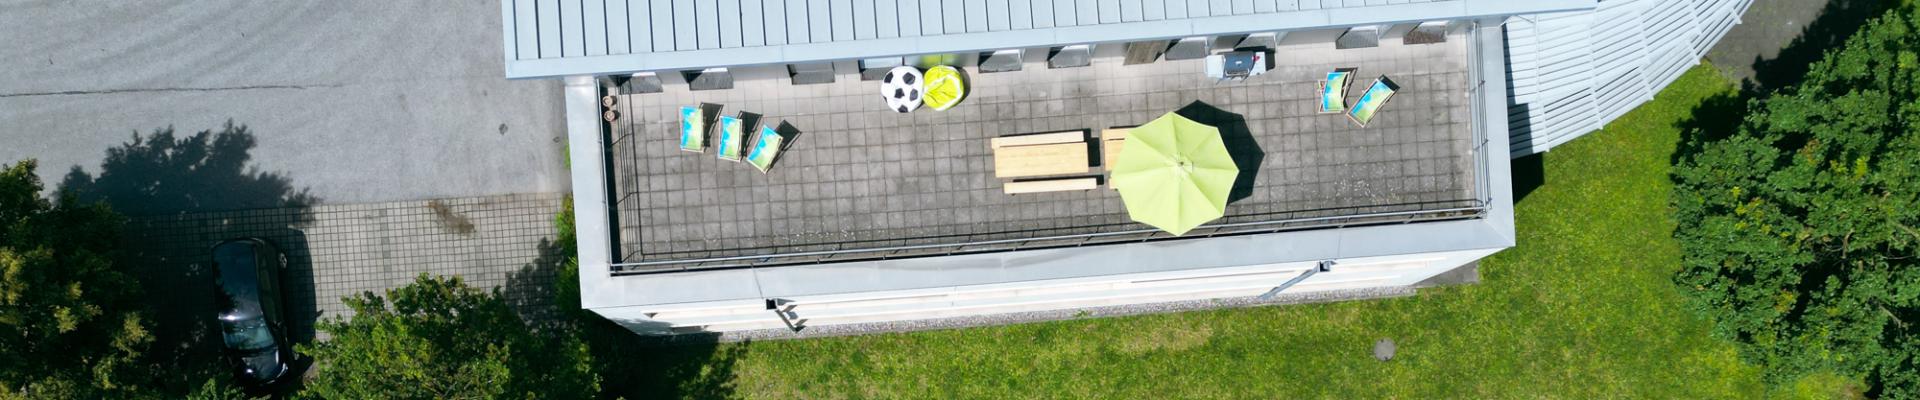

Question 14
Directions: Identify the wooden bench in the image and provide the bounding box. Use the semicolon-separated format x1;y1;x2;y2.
1003;177;1098;194
1101;127;1131;171
1102;128;1135;190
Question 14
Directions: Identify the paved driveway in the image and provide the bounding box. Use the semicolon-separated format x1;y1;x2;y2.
1705;0;1885;90
0;2;579;373
0;1;567;203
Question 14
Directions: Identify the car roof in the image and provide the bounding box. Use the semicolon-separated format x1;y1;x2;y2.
214;240;264;320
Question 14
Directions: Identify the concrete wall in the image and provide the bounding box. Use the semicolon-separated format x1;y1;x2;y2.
595;247;1500;337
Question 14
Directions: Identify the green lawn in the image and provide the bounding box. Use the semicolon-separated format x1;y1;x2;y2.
623;65;1837;399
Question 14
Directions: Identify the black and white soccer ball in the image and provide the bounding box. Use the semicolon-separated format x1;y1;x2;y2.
880;66;923;113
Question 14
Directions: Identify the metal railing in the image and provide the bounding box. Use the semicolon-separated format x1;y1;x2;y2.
609;202;1485;275
1466;21;1497;204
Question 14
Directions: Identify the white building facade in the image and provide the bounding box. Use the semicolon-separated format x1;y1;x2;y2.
506;0;1751;336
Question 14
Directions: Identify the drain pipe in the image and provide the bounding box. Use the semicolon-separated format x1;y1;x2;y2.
1257;261;1334;301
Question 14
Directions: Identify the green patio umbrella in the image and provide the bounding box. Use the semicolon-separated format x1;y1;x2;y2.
1111;112;1239;236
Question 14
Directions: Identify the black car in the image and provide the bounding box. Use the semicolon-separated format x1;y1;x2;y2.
211;238;293;385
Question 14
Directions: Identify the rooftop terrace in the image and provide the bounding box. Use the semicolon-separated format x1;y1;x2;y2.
606;33;1485;272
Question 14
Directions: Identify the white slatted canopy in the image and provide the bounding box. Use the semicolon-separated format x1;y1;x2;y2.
501;0;1594;78
1503;0;1753;156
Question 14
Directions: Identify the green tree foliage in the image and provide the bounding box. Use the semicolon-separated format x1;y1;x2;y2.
551;199;580;316
180;377;249;400
545;200;642;397
1672;7;1920;397
298;274;597;399
0;160;155;398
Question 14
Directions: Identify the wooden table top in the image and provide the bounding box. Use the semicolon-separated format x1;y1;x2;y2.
993;142;1090;178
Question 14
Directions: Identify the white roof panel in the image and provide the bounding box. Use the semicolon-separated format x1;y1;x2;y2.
502;0;1594;78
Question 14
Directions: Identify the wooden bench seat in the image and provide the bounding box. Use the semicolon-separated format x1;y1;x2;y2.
1003;177;1099;194
990;130;1084;148
1101;127;1131;171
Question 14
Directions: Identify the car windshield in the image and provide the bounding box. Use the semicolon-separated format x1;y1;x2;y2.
221;318;274;351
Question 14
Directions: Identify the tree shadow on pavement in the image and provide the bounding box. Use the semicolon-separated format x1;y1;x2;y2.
60;121;316;215
1745;0;1892;94
505;237;570;332
58;120;320;395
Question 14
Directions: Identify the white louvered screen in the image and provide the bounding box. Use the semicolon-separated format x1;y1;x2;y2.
1504;0;1753;157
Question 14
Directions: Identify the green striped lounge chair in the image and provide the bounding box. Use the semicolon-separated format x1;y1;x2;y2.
745;125;785;173
1318;68;1355;114
1347;76;1399;127
679;106;708;152
716;115;744;161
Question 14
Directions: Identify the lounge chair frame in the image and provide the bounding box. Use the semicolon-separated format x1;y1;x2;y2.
1346;75;1400;127
1317;68;1357;114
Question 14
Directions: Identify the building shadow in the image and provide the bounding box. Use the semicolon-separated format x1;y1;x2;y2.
57;121;319;395
1174;101;1264;204
518;266;747;399
1501;22;1541;185
1746;0;1893;94
590;328;746;399
1509;153;1545;204
521;200;745;399
1499;30;1543;157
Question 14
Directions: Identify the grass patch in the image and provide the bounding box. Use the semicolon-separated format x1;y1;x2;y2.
618;65;1840;399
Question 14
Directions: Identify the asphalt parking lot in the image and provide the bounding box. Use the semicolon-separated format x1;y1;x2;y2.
0;1;569;204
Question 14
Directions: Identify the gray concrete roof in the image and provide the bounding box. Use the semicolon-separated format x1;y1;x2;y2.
501;0;1594;78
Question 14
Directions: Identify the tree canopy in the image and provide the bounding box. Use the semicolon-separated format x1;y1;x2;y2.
0;160;149;398
298;274;597;399
1671;6;1920;397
